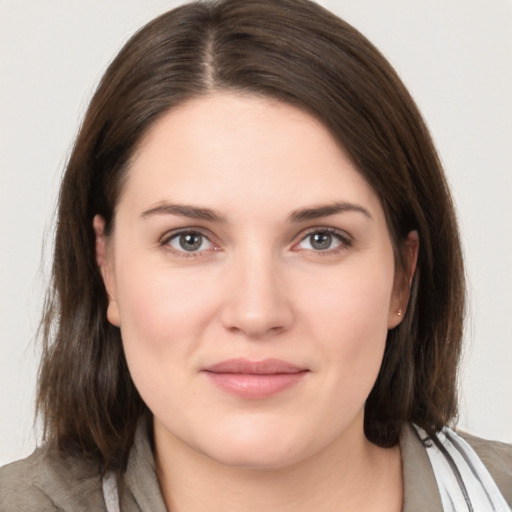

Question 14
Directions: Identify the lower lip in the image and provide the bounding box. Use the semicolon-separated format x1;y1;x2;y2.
204;371;308;399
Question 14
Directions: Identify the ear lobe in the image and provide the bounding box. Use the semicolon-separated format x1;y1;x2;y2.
93;215;121;327
388;230;419;329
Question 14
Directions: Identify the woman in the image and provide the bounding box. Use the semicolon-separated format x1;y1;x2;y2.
1;0;511;510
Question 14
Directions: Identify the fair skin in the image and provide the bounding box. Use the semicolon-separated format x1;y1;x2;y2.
95;92;418;512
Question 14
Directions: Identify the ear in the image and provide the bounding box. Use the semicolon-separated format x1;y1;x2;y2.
388;230;419;329
93;214;121;327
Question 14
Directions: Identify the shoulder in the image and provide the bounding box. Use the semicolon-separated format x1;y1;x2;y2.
400;424;512;511
0;449;59;511
459;430;512;504
0;446;106;511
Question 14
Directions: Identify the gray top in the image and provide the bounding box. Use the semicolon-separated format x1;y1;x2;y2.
1;423;512;511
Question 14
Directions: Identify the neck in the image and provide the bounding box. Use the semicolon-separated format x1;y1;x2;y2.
154;418;403;512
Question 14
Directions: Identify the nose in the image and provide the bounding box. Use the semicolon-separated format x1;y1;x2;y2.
220;248;294;339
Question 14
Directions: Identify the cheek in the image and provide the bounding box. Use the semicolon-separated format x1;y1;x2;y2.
307;260;394;338
115;259;216;342
303;260;394;388
112;261;219;398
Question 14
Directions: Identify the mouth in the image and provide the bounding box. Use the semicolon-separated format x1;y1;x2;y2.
202;358;309;399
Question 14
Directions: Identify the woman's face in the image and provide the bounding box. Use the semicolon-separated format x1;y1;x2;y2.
97;92;412;469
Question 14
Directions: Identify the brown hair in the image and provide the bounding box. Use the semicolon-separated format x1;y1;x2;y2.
37;0;465;471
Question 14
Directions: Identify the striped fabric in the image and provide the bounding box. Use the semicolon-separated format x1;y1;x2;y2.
414;425;510;511
102;471;120;512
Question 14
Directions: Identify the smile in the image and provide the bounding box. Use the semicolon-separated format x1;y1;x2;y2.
202;358;309;399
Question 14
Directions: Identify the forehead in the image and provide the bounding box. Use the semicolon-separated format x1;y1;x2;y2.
119;92;384;223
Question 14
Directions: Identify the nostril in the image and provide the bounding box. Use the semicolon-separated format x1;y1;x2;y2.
221;309;293;339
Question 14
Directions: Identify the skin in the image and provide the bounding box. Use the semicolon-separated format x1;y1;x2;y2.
95;92;418;512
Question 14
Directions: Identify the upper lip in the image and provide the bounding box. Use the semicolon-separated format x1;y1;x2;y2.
203;358;307;375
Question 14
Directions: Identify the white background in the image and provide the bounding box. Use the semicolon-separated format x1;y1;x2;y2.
1;0;511;466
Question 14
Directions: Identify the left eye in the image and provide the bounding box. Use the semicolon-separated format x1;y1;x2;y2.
167;232;213;253
297;231;345;251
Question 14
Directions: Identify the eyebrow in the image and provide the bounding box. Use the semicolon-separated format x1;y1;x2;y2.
141;203;227;223
140;200;372;223
288;201;372;222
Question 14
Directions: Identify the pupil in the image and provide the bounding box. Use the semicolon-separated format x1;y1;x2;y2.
311;232;332;250
180;233;202;251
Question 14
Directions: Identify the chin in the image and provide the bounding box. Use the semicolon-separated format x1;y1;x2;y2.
205;443;302;470
194;421;315;470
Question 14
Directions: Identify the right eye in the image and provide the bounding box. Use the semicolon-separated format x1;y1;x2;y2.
165;231;214;254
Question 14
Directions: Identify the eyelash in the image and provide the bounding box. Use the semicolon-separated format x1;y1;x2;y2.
294;227;352;254
159;227;352;258
160;229;218;258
